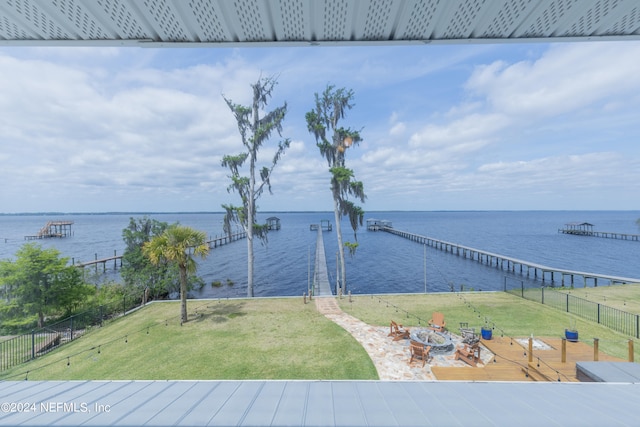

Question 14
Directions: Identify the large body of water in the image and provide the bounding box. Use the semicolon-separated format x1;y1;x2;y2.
1;211;639;298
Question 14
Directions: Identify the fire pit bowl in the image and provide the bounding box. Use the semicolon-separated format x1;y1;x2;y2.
410;329;454;355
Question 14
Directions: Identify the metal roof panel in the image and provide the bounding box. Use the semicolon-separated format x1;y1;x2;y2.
3;380;640;426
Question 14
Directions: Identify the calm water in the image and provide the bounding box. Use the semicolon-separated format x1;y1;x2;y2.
1;211;639;298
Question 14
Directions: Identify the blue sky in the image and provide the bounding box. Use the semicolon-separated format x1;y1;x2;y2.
1;41;639;213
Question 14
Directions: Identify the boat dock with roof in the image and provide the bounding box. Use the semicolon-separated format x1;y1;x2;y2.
24;220;74;240
559;222;640;241
310;219;332;231
366;218;392;231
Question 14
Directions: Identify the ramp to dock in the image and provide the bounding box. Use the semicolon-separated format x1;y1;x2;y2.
313;229;333;296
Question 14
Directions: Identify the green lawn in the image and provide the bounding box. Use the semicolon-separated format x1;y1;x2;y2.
555;283;640;313
2;290;639;381
0;298;377;381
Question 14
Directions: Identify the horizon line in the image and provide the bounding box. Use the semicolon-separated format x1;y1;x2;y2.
1;209;639;216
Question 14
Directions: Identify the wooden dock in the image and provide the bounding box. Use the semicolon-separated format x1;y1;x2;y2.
310;219;332;231
74;252;123;271
312;228;334;296
25;220;74;240
432;336;624;382
381;227;640;287
207;231;247;248
366;218;392;231
559;224;640;242
74;231;249;272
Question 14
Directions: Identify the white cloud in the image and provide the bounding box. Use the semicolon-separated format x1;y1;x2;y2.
0;42;639;212
466;42;640;119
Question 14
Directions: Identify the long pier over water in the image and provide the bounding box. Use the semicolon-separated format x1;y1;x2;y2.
74;231;248;271
377;226;640;287
312;229;333;296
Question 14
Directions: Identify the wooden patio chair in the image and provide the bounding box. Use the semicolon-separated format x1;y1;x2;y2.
388;320;410;341
409;340;431;367
428;312;446;332
455;342;481;367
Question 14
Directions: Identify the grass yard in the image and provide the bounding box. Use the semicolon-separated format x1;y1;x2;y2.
338;291;640;361
0;298;377;381
3;289;640;381
555;283;640;314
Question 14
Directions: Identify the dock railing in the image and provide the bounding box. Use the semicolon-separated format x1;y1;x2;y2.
506;284;640;338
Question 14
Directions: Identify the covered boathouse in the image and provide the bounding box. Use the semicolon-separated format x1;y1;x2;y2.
366;218;392;231
560;222;595;235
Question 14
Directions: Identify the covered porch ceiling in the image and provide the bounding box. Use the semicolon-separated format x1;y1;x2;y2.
0;0;639;48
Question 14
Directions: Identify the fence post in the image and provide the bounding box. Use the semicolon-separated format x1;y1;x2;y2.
593;338;599;361
31;330;35;360
541;287;544;305
561;338;566;363
123;295;126;316
629;340;634;362
100;305;104;327
70;315;74;341
636;314;639;339
597;303;600;324
566;293;569;312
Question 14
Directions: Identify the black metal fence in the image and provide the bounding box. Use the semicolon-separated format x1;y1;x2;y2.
506;280;640;338
0;296;140;372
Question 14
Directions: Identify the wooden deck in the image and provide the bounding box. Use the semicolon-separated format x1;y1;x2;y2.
432;336;624;382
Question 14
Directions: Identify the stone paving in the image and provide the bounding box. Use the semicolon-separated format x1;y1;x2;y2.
314;296;494;381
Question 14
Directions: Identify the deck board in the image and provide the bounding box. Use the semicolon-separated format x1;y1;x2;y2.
432;336;625;382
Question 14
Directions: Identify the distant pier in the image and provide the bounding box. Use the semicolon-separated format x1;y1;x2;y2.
74;231;250;272
266;217;281;230
25;220;73;240
366;218;392;231
375;224;640;287
310;219;332;232
74;251;122;271
559;222;640;242
208;231;247;248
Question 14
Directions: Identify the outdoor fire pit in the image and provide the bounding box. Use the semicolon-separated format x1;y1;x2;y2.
410;329;454;354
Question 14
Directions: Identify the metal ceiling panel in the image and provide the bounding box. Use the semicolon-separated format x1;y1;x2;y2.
394;0;445;41
0;0;639;47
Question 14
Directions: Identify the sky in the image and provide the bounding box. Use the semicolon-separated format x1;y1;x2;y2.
0;41;639;213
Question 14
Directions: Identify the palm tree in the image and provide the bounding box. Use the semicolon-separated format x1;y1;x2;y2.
143;225;209;323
